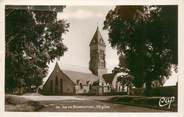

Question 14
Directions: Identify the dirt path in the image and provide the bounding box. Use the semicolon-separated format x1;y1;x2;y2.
19;95;166;112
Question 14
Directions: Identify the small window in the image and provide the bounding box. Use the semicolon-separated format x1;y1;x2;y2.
50;80;53;92
76;80;80;85
93;39;96;43
80;83;83;89
60;79;63;92
55;77;58;87
108;86;110;90
89;84;92;90
99;50;104;59
101;61;105;68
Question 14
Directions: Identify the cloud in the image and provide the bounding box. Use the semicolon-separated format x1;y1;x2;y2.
58;9;104;20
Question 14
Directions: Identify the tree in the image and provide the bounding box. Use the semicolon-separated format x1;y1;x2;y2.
104;6;177;93
112;54;133;94
5;6;69;93
112;65;134;95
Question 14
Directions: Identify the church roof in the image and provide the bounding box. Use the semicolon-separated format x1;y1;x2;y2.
102;73;115;84
89;26;106;46
62;70;99;84
41;62;99;88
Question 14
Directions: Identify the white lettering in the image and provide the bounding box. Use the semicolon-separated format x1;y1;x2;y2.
159;96;175;109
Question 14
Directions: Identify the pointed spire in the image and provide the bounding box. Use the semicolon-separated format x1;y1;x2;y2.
55;61;60;69
54;61;62;73
56;61;59;66
96;25;99;31
89;26;105;46
56;56;60;61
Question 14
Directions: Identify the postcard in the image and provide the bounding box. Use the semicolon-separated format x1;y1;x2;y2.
0;0;183;117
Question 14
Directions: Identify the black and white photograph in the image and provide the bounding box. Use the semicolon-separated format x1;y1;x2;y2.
3;4;181;114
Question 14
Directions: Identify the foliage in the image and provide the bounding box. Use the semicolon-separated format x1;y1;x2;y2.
104;6;177;89
112;67;133;87
5;6;69;92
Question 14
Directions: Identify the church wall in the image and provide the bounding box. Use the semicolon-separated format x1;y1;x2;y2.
90;85;111;95
97;46;105;51
74;81;94;94
41;70;75;95
103;86;111;93
61;74;75;94
75;85;90;94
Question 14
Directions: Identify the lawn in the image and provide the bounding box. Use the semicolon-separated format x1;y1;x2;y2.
5;94;43;112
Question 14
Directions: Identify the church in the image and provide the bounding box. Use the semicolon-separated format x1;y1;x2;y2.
40;26;122;95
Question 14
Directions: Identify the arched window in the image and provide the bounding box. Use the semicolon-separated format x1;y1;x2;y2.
99;50;104;60
55;77;58;87
55;76;59;93
89;84;92;90
60;79;63;93
50;80;53;92
86;81;89;85
76;80;80;85
80;83;83;89
108;85;110;90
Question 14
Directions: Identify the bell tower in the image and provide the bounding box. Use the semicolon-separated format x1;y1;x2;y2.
89;26;107;77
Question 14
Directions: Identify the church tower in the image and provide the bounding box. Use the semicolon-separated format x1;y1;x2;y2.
89;26;107;77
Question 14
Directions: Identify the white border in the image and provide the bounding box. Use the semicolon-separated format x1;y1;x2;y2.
0;0;182;5
0;0;183;117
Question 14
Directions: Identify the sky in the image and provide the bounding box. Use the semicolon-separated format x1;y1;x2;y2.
46;6;177;86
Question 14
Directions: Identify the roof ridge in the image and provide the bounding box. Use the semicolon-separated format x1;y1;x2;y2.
63;69;96;75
